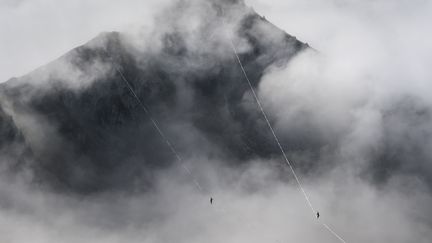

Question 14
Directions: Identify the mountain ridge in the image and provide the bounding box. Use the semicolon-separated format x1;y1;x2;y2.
0;4;310;193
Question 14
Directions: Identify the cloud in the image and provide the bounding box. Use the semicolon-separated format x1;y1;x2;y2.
0;0;172;82
1;0;432;242
255;0;432;180
1;159;432;243
250;0;432;240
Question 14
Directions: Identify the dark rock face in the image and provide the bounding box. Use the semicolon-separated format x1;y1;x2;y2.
0;106;29;169
1;0;432;197
0;2;309;194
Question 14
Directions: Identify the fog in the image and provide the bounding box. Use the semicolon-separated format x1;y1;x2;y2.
1;0;432;242
0;0;172;82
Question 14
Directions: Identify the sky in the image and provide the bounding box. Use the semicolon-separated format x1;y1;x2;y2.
0;0;171;82
1;0;432;242
0;0;430;78
1;0;429;83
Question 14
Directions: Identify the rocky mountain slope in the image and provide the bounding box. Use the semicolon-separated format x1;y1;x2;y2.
0;0;309;193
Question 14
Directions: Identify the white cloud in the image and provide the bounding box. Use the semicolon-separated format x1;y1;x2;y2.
0;0;172;82
1;1;432;242
255;0;432;164
1;160;431;243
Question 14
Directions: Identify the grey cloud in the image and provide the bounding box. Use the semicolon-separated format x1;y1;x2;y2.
0;0;307;193
0;0;431;242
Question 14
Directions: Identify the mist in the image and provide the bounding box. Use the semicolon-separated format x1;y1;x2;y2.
1;0;432;242
0;0;173;82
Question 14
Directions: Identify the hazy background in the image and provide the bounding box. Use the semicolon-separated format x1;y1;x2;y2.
1;0;432;83
0;0;171;82
1;0;432;242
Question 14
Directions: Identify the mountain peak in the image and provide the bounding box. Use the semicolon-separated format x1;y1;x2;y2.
0;2;309;193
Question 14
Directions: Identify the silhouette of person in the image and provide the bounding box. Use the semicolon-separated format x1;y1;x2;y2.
210;197;213;204
317;211;320;219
